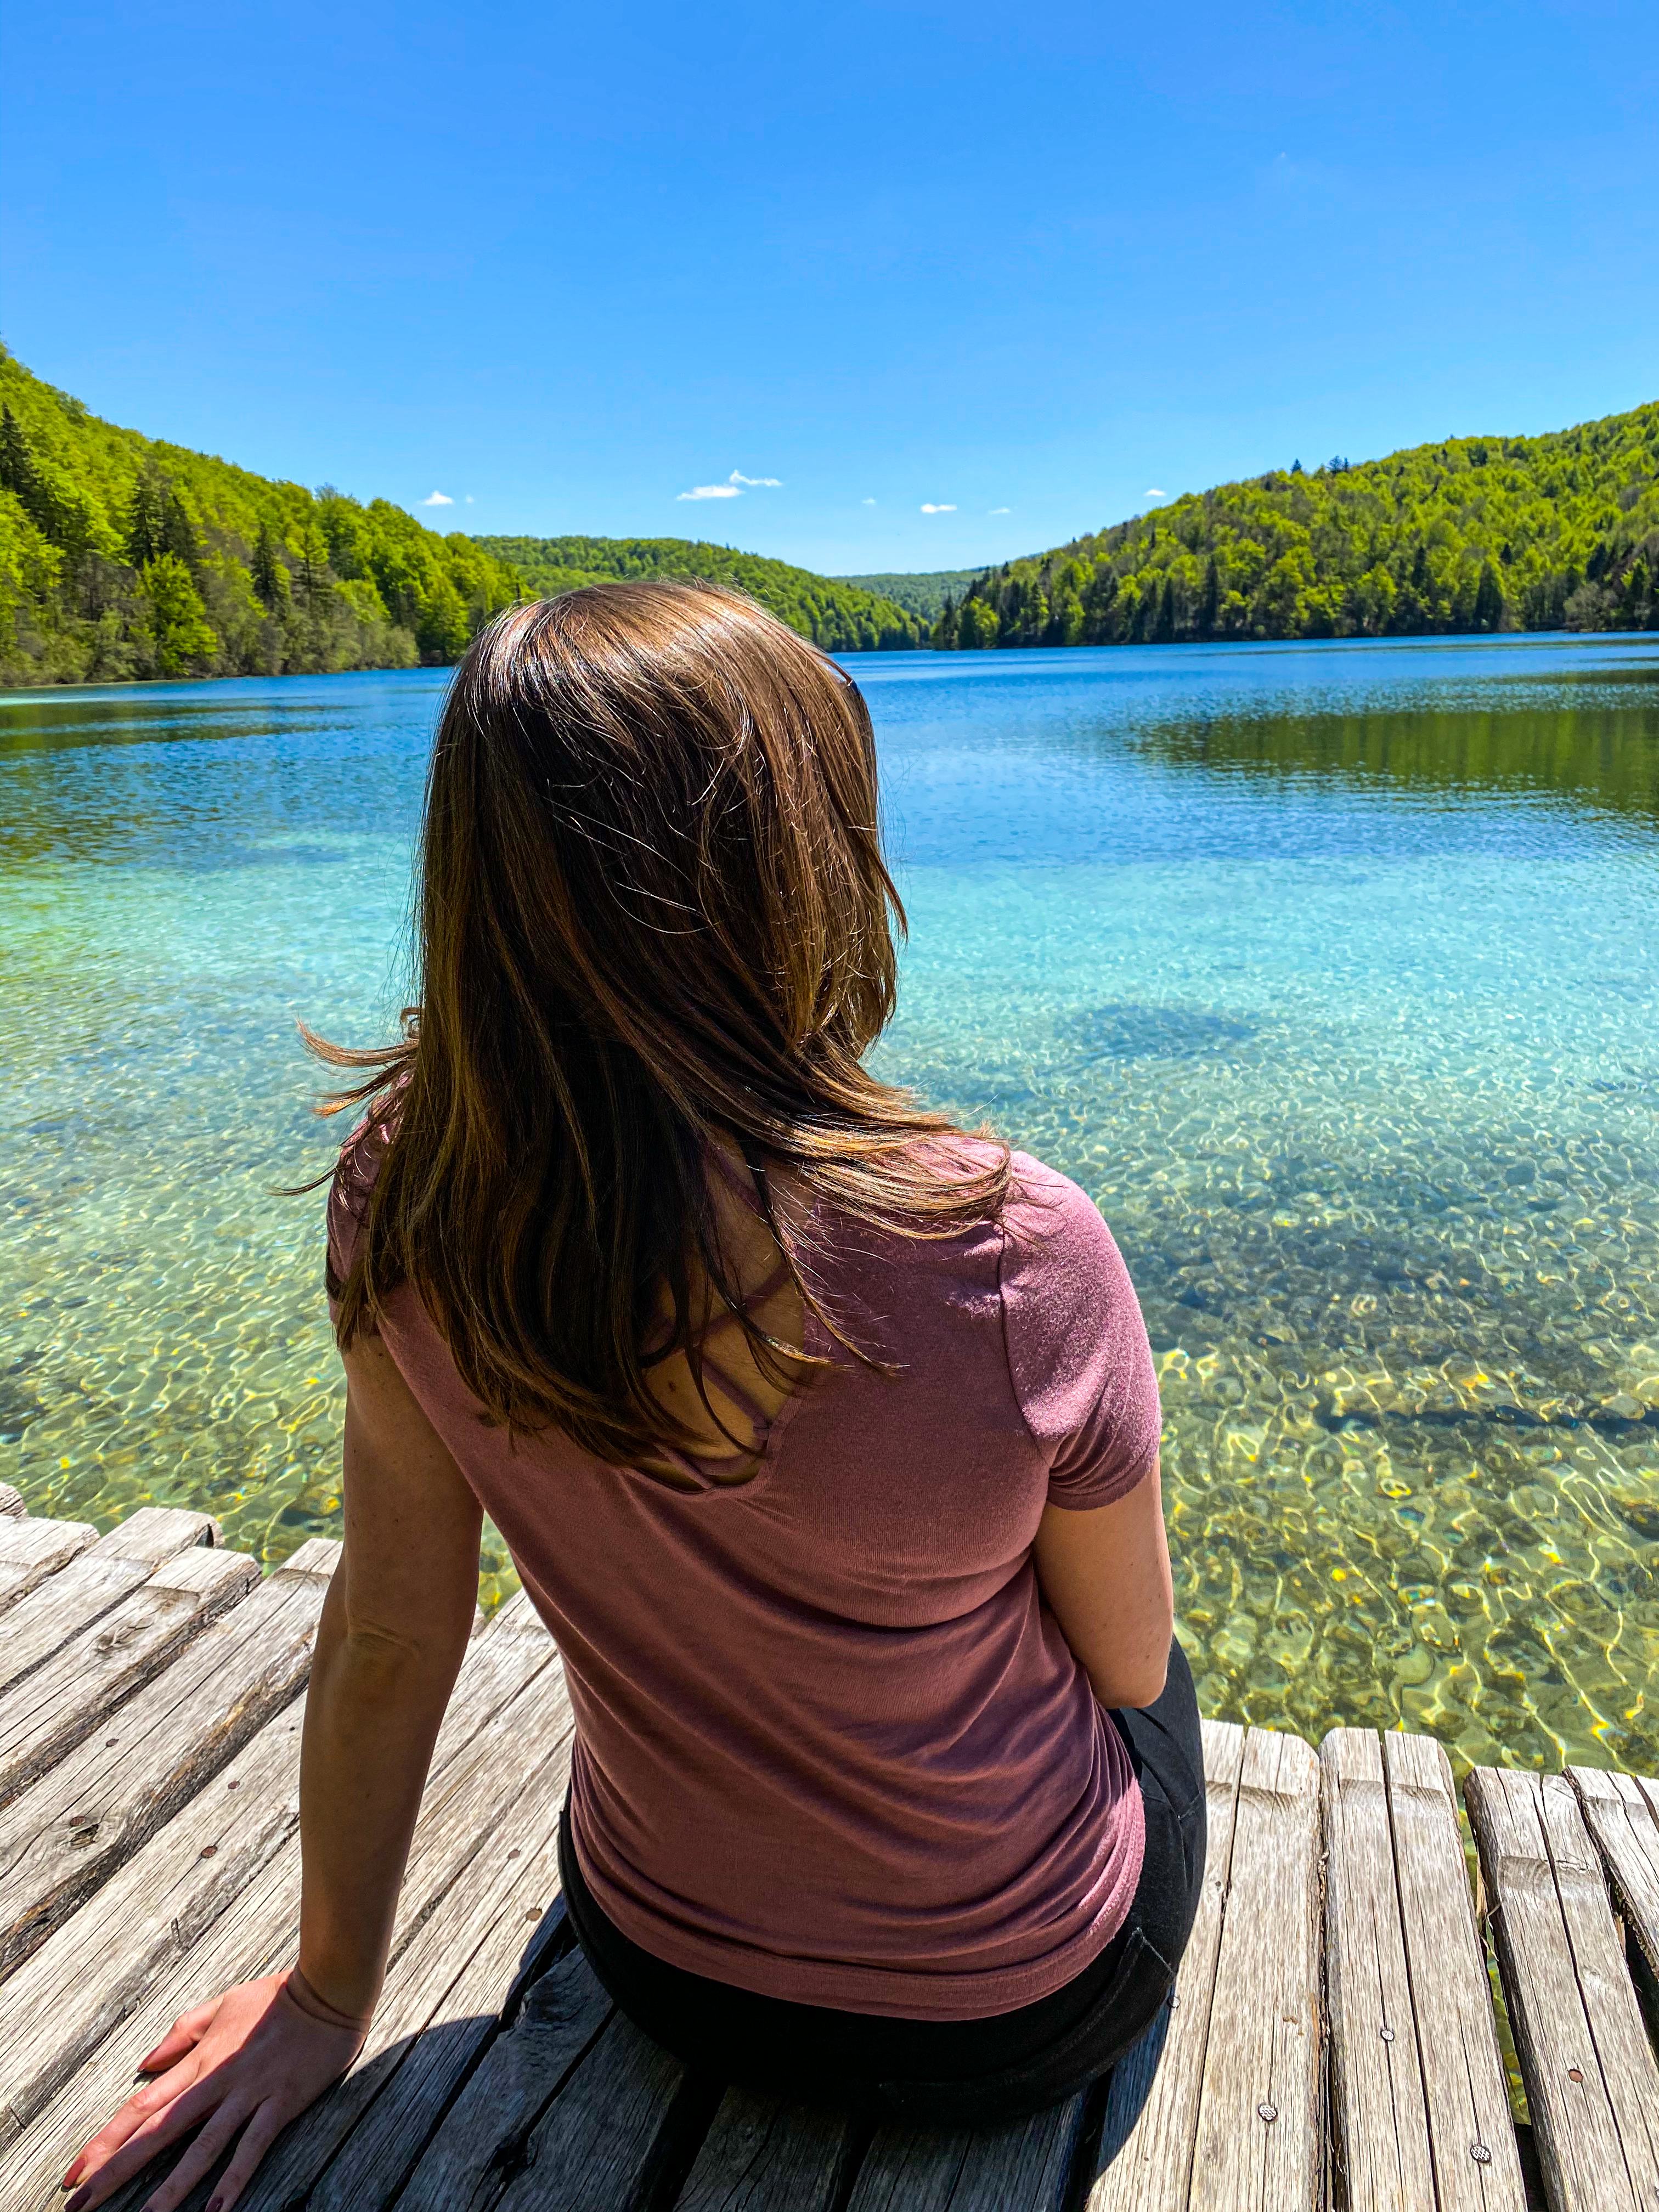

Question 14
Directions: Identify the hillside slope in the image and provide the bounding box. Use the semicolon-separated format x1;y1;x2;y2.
936;404;1659;648
474;535;924;653
834;569;985;623
0;349;521;687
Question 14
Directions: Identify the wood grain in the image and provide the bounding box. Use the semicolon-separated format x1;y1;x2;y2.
0;1545;259;1812
0;1487;26;1520
0;1568;558;2181
673;2089;864;2212
1465;1764;1659;2211
1381;1731;1525;2211
0;1545;337;1979
232;1706;578;2211
1187;1725;1324;2212
1568;1764;1659;1990
1322;1728;1434;2211
0;1702;308;2143
0;1517;96;1618
0;1507;217;1694
847;2095;1089;2212
391;1945;620;2212
1087;1717;1247;2210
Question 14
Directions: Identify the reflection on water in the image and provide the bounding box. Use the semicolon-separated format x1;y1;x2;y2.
3;637;1658;1773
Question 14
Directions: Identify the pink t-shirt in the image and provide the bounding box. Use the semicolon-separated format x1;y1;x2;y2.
329;1142;1162;2019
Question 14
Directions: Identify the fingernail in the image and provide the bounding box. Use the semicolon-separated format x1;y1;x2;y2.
208;2198;224;2212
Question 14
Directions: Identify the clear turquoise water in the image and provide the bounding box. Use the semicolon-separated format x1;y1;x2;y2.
4;636;1658;1774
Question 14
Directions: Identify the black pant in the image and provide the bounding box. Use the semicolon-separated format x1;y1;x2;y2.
558;1638;1206;2124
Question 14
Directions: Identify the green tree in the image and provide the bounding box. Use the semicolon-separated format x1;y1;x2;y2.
1472;559;1505;632
137;554;218;675
958;594;999;648
251;520;290;607
123;463;169;570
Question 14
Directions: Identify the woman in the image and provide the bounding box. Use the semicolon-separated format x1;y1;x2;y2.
65;582;1205;2212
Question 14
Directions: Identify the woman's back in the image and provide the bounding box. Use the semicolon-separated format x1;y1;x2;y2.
333;1136;1161;2017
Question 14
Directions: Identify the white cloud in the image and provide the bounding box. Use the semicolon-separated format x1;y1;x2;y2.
678;467;783;501
420;490;454;507
464;495;474;505
861;498;877;506
1144;487;1167;498
920;503;957;514
988;506;1011;515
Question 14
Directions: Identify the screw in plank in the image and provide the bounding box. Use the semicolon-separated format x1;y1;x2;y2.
1567;2067;1583;2082
1257;2103;1278;2124
1380;2027;1395;2043
1470;2144;1492;2165
199;1844;218;1860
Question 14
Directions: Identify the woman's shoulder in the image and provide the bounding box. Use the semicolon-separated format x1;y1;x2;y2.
996;1151;1151;1446
325;1107;398;1289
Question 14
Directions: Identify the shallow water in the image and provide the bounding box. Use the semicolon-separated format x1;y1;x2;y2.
3;636;1657;1774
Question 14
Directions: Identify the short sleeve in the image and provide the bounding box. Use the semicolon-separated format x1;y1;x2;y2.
999;1155;1162;1511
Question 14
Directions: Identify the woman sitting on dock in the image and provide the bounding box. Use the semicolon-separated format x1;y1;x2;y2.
65;582;1205;2212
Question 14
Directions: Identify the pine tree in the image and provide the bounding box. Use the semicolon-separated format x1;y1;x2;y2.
1198;556;1220;637
251;520;289;607
123;464;168;570
0;405;44;521
1153;575;1176;643
160;486;202;574
1472;559;1504;633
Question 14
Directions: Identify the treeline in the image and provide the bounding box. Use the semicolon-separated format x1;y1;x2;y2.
477;535;925;653
0;348;523;687
835;568;985;623
934;403;1659;649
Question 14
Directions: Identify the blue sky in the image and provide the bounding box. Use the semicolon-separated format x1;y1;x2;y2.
4;1;1655;574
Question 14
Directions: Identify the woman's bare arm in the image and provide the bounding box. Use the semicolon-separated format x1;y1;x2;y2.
64;1335;482;2212
296;1331;483;2017
1031;1460;1173;1711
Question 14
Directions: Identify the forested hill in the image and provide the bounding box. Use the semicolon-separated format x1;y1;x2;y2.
935;403;1659;649
473;536;924;653
835;569;985;623
0;349;521;687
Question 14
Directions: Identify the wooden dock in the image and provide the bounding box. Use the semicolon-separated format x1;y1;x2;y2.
0;1492;1655;2211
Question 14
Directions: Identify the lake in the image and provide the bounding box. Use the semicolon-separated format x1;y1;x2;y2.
3;634;1657;1776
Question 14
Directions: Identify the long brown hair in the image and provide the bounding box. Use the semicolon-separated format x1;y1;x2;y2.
315;579;1008;1466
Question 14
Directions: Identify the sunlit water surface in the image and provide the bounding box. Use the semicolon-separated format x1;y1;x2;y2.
4;636;1658;1776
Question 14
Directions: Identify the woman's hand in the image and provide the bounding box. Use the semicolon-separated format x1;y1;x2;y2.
62;1976;364;2212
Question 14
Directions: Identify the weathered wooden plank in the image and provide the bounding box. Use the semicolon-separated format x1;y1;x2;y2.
392;1945;625;2212
0;1702;308;2146
0;1486;26;1520
846;2096;1089;2212
1321;1728;1435;2211
1382;1732;1525;2211
0;1545;338;1980
231;1715;577;2212
1186;1725;1323;2212
1087;1718;1246;2211
0;1545;259;1812
0;1577;560;2172
673;2089;864;2212
1465;1765;1659;2212
0;1517;97;1618
0;1833;305;2207
1568;1764;1659;1993
0;1575;560;2159
0;1507;217;1694
302;1887;572;2211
